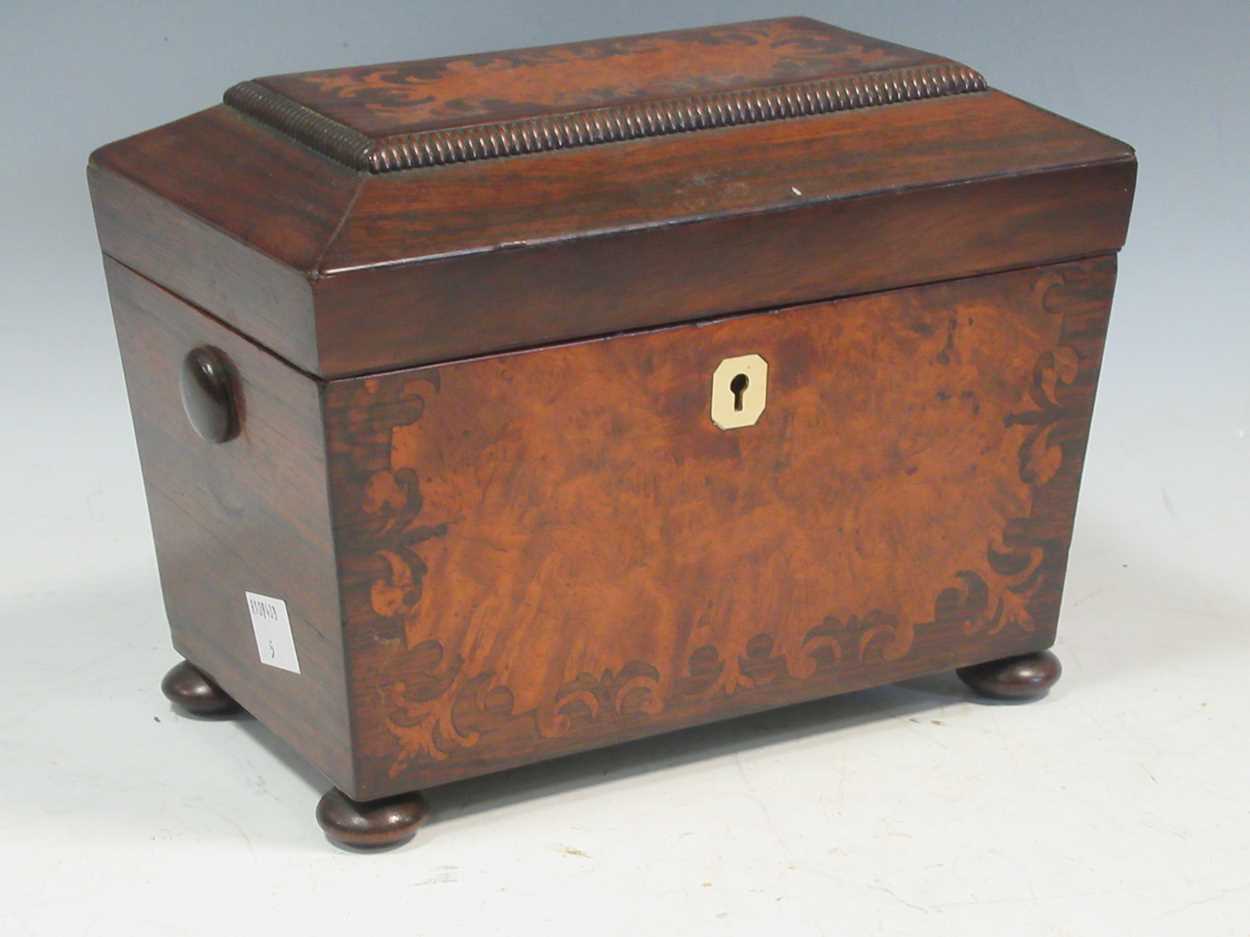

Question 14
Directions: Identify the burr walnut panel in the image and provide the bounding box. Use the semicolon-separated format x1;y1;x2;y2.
325;257;1115;798
249;18;946;140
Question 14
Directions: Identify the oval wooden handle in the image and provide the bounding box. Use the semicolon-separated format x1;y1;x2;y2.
180;346;239;443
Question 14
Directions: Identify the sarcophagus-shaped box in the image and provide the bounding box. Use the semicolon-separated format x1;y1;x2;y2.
89;18;1135;847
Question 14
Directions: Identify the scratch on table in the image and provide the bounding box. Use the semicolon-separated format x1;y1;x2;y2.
735;752;793;859
1161;486;1179;521
1161;881;1250;917
413;865;461;886
868;883;929;914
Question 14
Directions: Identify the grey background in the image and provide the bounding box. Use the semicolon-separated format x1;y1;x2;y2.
2;2;1248;935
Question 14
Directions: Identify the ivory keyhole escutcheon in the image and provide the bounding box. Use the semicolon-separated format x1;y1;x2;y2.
711;354;768;429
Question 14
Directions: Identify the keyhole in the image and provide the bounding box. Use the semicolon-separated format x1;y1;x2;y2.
730;373;749;411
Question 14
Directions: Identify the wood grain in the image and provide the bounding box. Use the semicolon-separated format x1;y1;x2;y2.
252;17;946;138
106;258;356;791
324;257;1115;797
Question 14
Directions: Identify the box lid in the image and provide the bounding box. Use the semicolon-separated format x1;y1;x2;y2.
89;17;1135;378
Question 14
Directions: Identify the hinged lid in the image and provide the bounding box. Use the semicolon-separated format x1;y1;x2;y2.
89;17;1135;378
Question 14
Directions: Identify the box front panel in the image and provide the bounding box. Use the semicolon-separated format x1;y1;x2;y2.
326;257;1115;797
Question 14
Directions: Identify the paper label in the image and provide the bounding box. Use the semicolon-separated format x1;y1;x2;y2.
245;591;301;674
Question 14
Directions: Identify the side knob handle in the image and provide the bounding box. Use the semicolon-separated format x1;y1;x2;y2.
180;346;240;443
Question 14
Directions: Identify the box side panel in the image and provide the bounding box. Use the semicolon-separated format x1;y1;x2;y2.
105;258;354;790
325;256;1115;798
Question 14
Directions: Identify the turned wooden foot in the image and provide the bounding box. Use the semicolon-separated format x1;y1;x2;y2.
317;788;429;849
956;650;1062;701
160;660;241;716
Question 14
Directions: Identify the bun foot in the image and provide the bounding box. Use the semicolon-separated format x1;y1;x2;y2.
957;650;1061;701
160;660;241;716
317;788;428;849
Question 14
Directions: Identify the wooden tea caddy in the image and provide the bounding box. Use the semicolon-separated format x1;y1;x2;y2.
89;18;1135;848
